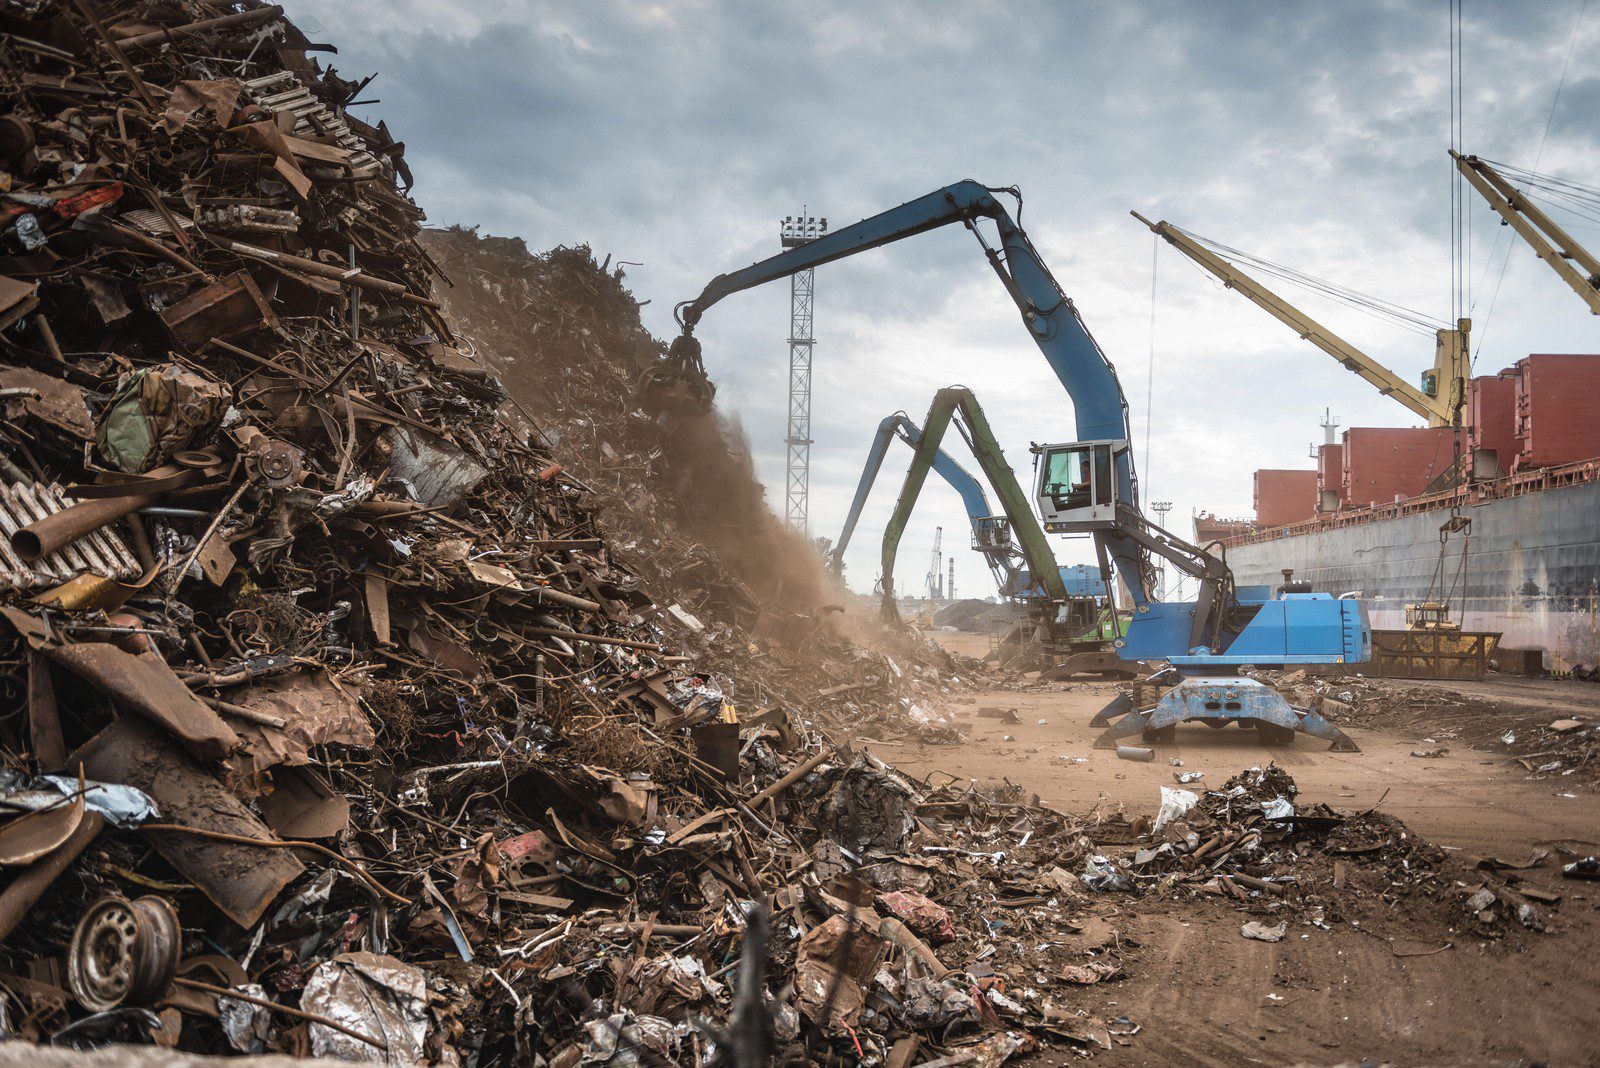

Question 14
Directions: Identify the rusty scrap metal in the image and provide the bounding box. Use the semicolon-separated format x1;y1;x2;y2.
0;480;142;587
66;895;183;1012
0;4;1034;1062
8;464;198;563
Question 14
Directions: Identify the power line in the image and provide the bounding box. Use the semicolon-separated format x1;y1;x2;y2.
1145;235;1157;498
1180;227;1449;336
1474;0;1589;361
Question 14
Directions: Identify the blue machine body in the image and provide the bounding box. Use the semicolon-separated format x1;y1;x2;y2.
1118;591;1370;667
1014;563;1107;603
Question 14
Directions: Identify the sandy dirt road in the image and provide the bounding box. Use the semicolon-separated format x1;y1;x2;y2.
867;637;1600;1065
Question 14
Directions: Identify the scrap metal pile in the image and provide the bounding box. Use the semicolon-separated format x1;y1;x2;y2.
1087;765;1553;943
0;3;1034;1064
5;3;1561;1065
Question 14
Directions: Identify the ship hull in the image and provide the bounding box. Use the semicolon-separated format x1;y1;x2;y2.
1223;479;1600;671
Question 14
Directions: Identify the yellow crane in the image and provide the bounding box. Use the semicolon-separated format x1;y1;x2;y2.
1451;151;1600;316
1131;211;1469;428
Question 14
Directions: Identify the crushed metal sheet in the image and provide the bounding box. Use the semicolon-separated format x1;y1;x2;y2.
69;717;303;930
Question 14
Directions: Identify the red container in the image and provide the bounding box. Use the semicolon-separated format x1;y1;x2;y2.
1341;427;1463;507
1316;443;1343;511
1253;469;1318;528
1468;372;1520;476
1513;354;1600;471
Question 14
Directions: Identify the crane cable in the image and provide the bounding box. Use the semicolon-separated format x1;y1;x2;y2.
1472;0;1590;362
1177;228;1449;337
1451;0;1468;331
1145;236;1156;503
1480;159;1600;226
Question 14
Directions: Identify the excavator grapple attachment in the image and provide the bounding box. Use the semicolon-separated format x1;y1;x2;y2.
637;363;715;416
639;333;716;416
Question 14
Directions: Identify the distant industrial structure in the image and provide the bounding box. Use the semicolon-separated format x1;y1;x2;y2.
781;212;826;534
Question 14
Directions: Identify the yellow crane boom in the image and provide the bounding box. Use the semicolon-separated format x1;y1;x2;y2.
1451;151;1600;315
1131;211;1468;428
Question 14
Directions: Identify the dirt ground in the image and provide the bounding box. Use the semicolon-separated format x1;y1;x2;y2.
875;632;1600;1066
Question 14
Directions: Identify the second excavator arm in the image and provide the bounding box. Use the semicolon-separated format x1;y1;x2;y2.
879;387;1070;618
830;414;1017;592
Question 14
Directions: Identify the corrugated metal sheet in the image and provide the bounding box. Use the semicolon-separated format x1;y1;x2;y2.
0;481;141;590
1252;469;1317;528
1514;353;1600;471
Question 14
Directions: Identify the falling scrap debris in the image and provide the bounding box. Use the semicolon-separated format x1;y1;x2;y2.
0;2;1572;1066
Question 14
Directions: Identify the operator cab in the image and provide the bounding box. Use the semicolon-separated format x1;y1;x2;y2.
1033;439;1128;531
971;516;1013;553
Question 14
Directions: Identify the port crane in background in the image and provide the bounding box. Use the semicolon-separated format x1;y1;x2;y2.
877;386;1127;676
1451;151;1600;315
1131;212;1470;429
926;526;944;600
662;180;1366;748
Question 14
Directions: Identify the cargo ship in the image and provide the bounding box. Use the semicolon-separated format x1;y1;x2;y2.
1202;354;1600;673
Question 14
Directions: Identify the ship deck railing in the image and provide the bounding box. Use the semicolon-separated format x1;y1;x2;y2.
1220;453;1600;549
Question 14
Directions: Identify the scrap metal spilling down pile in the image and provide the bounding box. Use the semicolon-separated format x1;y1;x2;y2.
1100;765;1555;941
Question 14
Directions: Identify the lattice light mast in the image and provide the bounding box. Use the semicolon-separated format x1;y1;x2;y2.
780;212;826;534
1150;501;1173;599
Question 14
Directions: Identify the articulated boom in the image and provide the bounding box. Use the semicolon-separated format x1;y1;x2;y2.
871;388;1113;672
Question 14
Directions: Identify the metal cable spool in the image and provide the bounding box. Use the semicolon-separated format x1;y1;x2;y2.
67;896;182;1012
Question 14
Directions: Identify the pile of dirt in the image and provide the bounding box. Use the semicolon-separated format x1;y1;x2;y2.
420;228;977;730
933;598;1026;633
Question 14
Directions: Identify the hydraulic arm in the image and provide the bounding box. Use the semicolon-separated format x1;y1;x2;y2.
665;181;1153;607
876;387;1113;664
830;413;1020;594
879;387;1069;615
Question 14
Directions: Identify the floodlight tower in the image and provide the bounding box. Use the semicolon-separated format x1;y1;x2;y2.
780;212;826;535
1150;501;1173;599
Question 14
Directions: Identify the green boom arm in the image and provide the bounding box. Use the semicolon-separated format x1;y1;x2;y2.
881;386;1068;617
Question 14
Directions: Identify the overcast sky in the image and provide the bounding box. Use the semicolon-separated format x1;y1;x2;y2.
288;0;1599;598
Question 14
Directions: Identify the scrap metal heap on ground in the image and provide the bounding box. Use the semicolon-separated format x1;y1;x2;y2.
0;3;1568;1065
